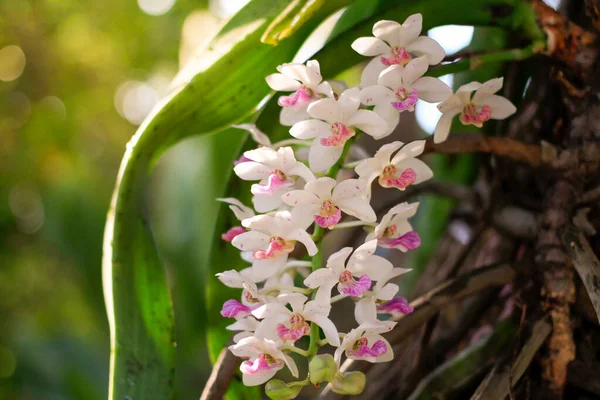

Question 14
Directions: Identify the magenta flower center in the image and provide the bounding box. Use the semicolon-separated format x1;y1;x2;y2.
459;103;492;128
379;165;417;190
348;338;388;359
377;296;414;315
240;353;284;376
392;87;419;112
251;169;294;196
338;270;371;297
253;236;295;260
276;313;310;342
320;122;356;147
278;85;315;108
314;200;342;228
381;46;412;66
220;299;252;318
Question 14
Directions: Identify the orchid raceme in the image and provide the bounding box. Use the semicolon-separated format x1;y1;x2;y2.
360;56;451;133
290;87;388;172
351;14;445;87
355;141;433;195
434;77;517;143
213;13;518;399
266;60;335;126
366;202;421;251
233;146;315;212
282;177;375;229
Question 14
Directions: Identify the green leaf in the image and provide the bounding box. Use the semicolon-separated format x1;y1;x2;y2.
103;0;352;398
261;0;327;45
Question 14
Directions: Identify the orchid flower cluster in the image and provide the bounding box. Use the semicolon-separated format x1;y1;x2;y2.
216;14;516;398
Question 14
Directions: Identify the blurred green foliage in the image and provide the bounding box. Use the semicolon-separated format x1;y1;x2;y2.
0;0;218;398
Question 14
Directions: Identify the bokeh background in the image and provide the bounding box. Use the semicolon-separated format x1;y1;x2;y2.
0;0;559;399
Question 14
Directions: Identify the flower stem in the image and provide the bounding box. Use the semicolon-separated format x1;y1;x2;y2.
280;345;311;358
287;376;311;387
330;294;346;304
259;285;312;295
273;138;313;148
331;220;377;230
428;44;541;78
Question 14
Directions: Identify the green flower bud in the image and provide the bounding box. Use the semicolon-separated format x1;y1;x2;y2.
330;371;366;395
309;354;337;386
265;379;303;400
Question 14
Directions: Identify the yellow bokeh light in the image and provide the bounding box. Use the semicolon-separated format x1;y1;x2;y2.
0;45;26;82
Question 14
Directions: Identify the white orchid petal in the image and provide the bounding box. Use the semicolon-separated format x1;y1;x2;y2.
406;36;445;64
377;65;403;89
374;103;400;135
308;140;344;173
305;177;337;200
282;190;320;207
360;85;395;106
305;59;323;86
289;228;318;256
484;95;517;119
310;314;340;347
351;37;390;56
360;57;387;88
307;98;340;124
347;109;388;139
265;73;301;91
472;77;504;101
277;63;310;84
280;106;310;126
234;161;270;181
433;109;460;143
390;140;426;165
355;297;377;324
402;56;429;86
372;20;402;46
290;119;330;139
231;231;270;251
413;77;452;103
338;88;361;123
304;268;337;289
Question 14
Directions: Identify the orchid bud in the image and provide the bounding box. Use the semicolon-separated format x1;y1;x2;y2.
309;354;337;385
265;379;303;400
330;371;366;395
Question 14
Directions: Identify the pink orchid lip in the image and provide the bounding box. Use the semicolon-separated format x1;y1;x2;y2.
276;313;310;342
338;271;372;297
240;353;284;375
380;46;412;66
459;103;492;128
251;170;294;196
379;167;417;190
222;226;246;242
378;231;421;251
320;122;355;147
314;206;342;228
348;338;388;358
278;87;314;108
391;88;419;112
221;299;253;318
253;236;294;260
377;296;414;315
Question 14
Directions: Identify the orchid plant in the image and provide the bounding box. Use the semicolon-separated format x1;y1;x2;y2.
216;14;516;398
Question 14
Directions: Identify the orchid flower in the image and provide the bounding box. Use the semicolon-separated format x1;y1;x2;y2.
233;146;315;212
289;88;388;172
232;211;318;281
334;320;396;366
355;141;433;195
266;60;334;126
303;240;394;300
434;77;517;144
282;177;376;229
351;14;445;87
217;197;255;242
360;57;451;133
252;293;340;347
366;202;421;251
229;336;299;386
354;266;411;324
217;269;276;319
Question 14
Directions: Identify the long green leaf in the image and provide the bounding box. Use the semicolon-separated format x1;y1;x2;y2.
102;0;350;398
